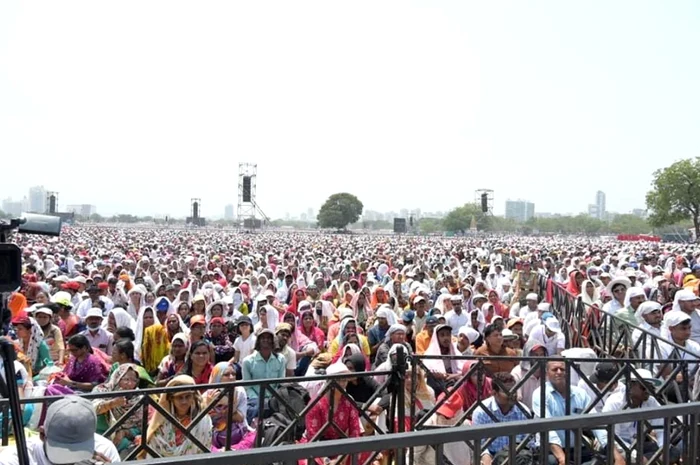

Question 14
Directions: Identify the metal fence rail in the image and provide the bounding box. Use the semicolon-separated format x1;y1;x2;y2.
1;369;393;463
124;402;700;465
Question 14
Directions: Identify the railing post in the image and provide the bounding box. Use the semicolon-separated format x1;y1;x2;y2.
0;339;28;465
391;346;408;465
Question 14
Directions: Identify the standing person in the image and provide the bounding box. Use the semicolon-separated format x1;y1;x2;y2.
0;396;119;465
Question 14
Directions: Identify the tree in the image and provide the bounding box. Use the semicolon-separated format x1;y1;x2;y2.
647;158;700;239
317;193;363;230
443;203;488;232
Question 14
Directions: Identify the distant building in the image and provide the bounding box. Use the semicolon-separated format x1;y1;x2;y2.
505;200;535;222
595;191;606;221
28;186;46;213
224;204;235;220
67;204;96;218
2;198;23;217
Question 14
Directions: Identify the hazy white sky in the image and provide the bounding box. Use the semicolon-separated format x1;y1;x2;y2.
1;1;699;219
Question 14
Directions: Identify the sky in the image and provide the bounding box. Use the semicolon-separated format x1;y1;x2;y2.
1;1;699;219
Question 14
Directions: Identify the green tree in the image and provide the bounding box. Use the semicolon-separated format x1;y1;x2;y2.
417;218;443;234
443;203;487;232
317;193;363;230
647;158;700;238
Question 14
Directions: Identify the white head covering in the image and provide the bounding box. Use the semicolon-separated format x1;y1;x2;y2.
672;289;699;313
635;301;662;324
423;324;463;374
623;287;646;308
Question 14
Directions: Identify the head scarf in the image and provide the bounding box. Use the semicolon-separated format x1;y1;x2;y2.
104;307;135;331
423;324;463;374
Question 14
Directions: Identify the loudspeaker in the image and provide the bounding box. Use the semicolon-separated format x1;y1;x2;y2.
242;176;251;202
49;195;57;214
481;193;488;213
192;202;199;219
393;218;407;233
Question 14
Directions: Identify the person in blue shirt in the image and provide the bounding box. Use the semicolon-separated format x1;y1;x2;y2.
241;328;286;424
532;359;624;465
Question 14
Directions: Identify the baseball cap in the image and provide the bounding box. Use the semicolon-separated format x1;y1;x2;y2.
85;308;103;319
590;362;618;384
50;292;73;308
402;310;416;323
630;368;663;389
425;315;439;325
44;395;96;464
436;392;463;419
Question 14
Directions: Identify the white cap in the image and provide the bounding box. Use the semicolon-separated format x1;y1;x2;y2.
526;293;539;301
544;318;562;334
72;276;87;284
85;308;104;319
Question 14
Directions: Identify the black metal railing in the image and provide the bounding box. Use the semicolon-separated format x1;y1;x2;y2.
0;368;394;464
409;354;697;465
125;401;700;465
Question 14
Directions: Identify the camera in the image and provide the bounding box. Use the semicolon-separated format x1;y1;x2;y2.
0;213;62;292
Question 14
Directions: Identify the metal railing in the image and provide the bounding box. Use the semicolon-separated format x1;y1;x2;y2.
1;368;394;464
125;401;700;465
409;354;696;464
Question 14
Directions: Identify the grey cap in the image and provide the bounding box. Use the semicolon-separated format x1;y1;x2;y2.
44;396;96;464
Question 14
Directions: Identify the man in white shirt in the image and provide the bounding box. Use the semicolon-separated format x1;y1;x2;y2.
444;295;468;337
0;396;119;465
594;369;681;464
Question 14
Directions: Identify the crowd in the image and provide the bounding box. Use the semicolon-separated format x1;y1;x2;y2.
0;226;696;465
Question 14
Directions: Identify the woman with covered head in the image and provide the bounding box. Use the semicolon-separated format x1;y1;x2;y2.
10;312;51;375
145;375;212;457
92;363;143;454
301;362;375;465
155;333;189;387
126;286;146;320
372;323;412;369
281;312;318;376
349;288;372;330
204;362;251;450
328;317;370;357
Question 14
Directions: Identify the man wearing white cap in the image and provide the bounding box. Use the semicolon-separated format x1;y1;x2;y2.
0;395;119;465
80;308;114;356
527;316;564;356
664;289;700;345
631;301;664;355
594;368;680;464
517;293;539;320
658;312;700;379
444;294;468;337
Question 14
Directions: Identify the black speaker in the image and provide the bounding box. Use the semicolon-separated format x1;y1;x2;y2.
393;218;407;233
49;195;57;214
481;193;488;213
192;202;199;219
242;176;251;202
409;216;414;227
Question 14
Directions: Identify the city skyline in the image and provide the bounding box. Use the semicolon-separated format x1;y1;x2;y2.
2;3;697;222
1;185;648;221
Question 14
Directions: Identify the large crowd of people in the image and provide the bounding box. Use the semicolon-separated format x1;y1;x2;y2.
0;225;696;465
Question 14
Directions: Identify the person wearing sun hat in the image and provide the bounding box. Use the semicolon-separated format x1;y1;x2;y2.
594;368;680;463
602;277;631;315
